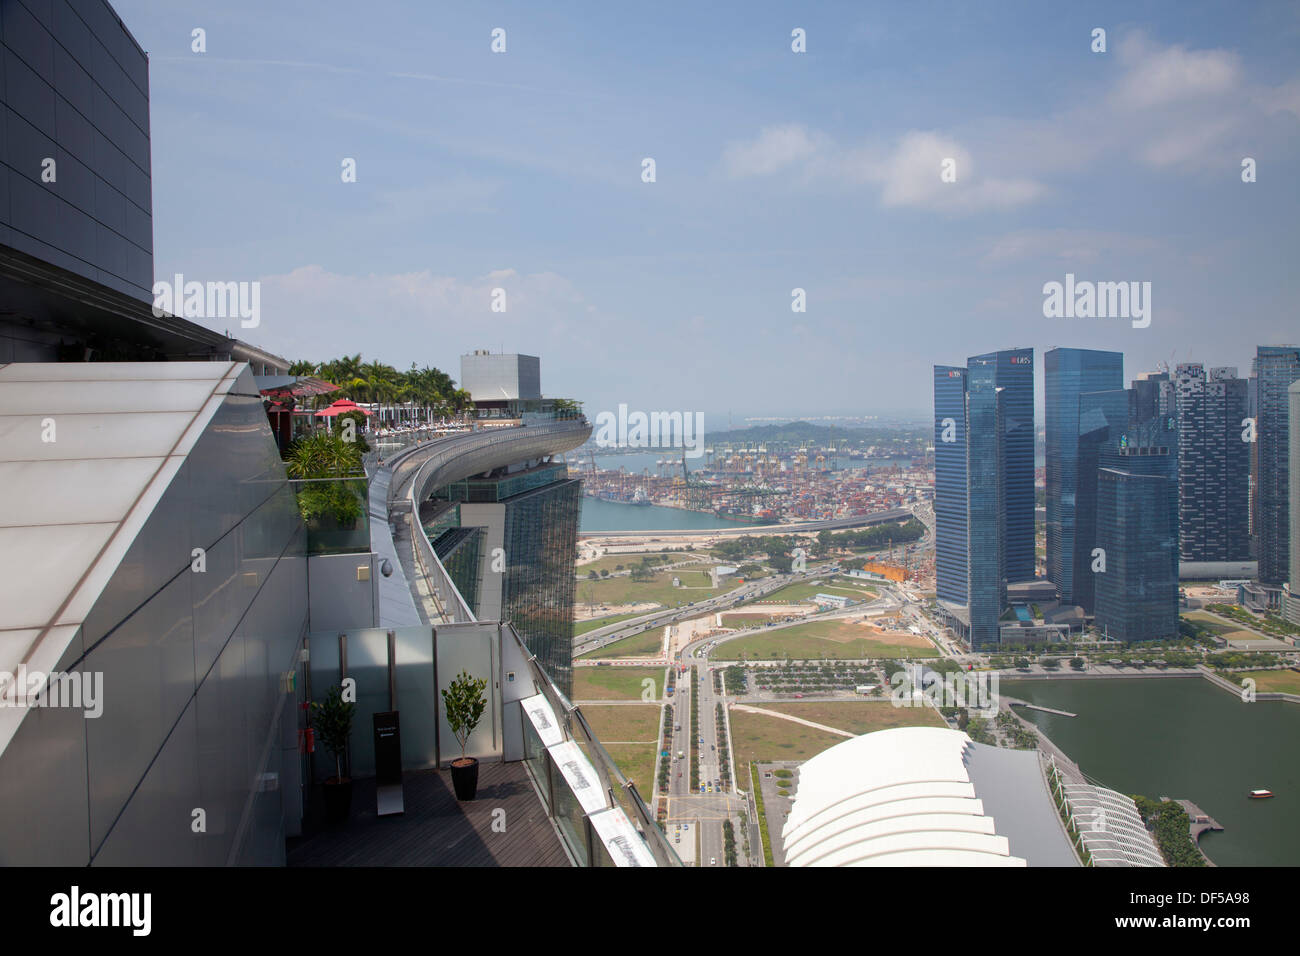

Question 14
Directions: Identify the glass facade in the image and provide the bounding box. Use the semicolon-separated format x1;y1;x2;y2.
1254;346;1300;585
432;462;582;697
933;365;968;606
1084;397;1179;641
1174;363;1250;562
1094;457;1179;641
966;357;1004;648
970;348;1036;584
501;478;582;698
1045;348;1124;605
1074;388;1129;613
0;0;154;300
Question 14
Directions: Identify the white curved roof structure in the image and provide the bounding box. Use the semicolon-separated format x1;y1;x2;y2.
782;726;1074;867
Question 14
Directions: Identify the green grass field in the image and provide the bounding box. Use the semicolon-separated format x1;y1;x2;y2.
755;701;945;735
580;704;662;742
578;628;665;660
1234;669;1300;695
574;613;641;637
715;619;938;660
1184;611;1261;642
729;709;848;764
600;743;659;792
572;665;668;700
741;578;878;606
575;570;738;609
577;552;698;576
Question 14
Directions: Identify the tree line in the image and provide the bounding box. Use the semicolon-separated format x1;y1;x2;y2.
288;354;473;417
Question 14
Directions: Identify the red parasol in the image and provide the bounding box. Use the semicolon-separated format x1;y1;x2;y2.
315;399;372;418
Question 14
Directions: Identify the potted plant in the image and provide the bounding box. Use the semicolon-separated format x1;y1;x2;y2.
311;684;356;823
442;670;488;800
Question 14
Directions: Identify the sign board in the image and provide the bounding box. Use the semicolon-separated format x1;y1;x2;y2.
588;807;656;867
373;711;404;816
548;740;607;815
521;693;564;748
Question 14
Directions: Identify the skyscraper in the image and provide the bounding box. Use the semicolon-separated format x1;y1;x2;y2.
933;366;968;608
1254;346;1300;586
1074;388;1130;614
1045;348;1124;605
1286;381;1300;626
970;348;1036;584
966;356;1006;648
1174;364;1250;563
1093;414;1180;642
932;348;1034;648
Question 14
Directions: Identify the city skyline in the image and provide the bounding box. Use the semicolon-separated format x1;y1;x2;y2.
4;0;1300;893
109;0;1300;419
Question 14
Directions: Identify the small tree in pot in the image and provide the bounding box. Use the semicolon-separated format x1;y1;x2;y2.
311;684;356;823
443;670;488;800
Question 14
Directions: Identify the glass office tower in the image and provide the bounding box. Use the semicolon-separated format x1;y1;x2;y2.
1075;388;1132;614
1174;364;1250;562
969;348;1036;584
1287;381;1300;625
436;463;582;697
966;358;1006;647
933;365;969;607
1093;415;1180;642
1045;349;1124;605
1254;346;1300;585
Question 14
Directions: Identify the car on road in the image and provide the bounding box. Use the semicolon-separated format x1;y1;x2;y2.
710;857;716;866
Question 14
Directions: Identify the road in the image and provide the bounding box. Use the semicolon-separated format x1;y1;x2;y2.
574;567;825;656
579;508;913;539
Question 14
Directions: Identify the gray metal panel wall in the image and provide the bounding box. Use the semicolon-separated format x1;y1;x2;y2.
0;0;152;299
0;367;309;865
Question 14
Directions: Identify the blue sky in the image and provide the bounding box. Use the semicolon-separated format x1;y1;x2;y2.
116;0;1300;423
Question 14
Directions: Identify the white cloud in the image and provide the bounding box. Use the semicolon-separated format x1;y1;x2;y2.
721;124;822;177
251;265;597;368
1113;35;1242;110
718;31;1299;207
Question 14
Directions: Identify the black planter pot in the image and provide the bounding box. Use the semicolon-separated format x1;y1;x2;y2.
450;757;479;800
323;777;354;823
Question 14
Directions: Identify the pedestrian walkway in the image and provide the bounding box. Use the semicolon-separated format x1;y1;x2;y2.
731;703;855;738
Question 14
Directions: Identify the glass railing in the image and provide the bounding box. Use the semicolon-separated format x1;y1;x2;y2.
289;476;370;554
507;624;681;867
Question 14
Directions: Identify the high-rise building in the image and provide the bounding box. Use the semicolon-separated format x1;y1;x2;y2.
432;462;583;697
966;356;1006;647
970;348;1036;584
933;365;968;608
1173;364;1250;563
1074;388;1131;614
1045;348;1124;605
1093;414;1180;642
932;348;1033;648
1286;381;1300;626
1254;346;1300;586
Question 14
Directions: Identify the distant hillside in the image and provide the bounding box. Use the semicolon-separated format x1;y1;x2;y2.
703;421;925;445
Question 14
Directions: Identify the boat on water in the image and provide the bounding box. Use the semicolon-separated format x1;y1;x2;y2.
1249;789;1274;799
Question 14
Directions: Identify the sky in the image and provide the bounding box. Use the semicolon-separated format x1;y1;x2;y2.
115;0;1300;424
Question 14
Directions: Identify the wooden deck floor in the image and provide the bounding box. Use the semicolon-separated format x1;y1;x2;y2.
287;762;572;867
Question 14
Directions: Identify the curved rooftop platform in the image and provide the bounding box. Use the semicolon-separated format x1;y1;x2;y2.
782;726;1079;867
